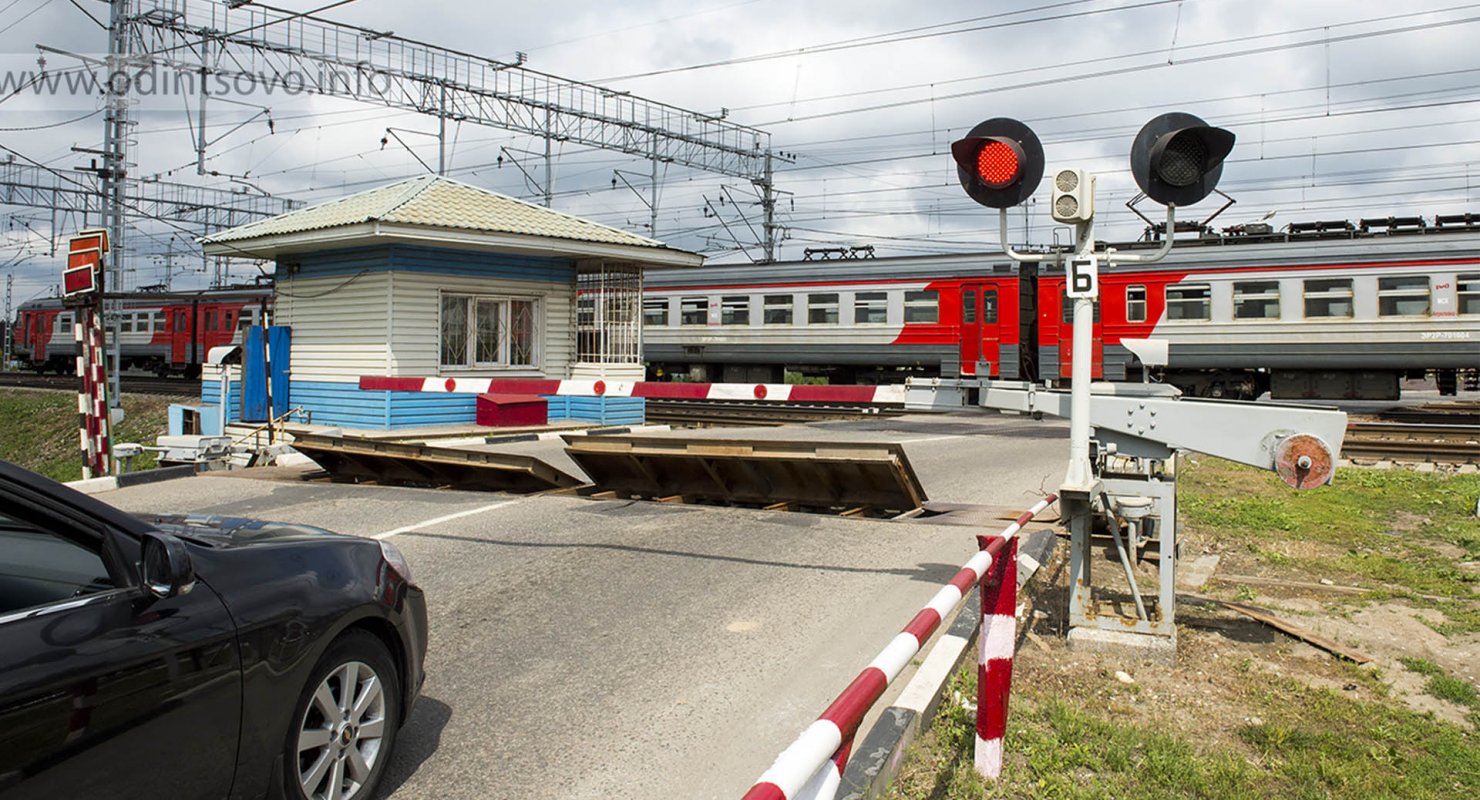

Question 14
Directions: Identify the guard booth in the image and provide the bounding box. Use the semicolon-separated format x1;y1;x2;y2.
201;175;703;429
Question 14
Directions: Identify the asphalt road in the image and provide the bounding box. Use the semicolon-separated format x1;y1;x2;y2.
100;412;1067;799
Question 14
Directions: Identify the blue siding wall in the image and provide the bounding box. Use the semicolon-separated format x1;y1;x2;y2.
200;379;242;423
545;396;646;425
282;245;574;283
266;381;646;429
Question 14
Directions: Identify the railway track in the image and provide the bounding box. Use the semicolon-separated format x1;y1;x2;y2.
0;372;201;398
1342;422;1479;464
644;399;905;427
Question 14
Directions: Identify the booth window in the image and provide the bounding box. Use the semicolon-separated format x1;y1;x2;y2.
441;293;540;369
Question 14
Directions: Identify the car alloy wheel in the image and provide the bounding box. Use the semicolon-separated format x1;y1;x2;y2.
293;640;398;800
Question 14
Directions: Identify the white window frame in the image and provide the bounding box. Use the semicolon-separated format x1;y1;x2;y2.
679;296;708;326
720;295;751;326
903;290;939;323
439;292;542;371
1302;278;1354;319
1165;283;1211;322
854;291;888;325
763;294;794;325
1459;272;1480;316
1125;285;1147;323
642;297;670;327
1233;280;1281;320
1377;276;1430;317
807;293;840;325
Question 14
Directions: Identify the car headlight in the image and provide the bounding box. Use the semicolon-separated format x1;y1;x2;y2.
379;539;414;586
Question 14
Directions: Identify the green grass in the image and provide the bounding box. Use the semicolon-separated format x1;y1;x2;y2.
884;458;1480;799
886;660;1480;800
0;388;172;482
1182;459;1480;634
1401;657;1480;728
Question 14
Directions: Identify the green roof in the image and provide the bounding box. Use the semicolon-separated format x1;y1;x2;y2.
203;175;667;249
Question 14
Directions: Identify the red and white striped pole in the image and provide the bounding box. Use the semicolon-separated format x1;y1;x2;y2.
975;534;1017;780
75;306;111;478
742;493;1056;799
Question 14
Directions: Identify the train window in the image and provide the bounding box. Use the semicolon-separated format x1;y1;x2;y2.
983;289;999;324
1378;276;1430;317
151;312;164;332
903;290;938;323
1165;284;1211;321
1303;278;1354;318
1125;286;1147;323
763;295;793;325
680;297;708;326
720;296;750;326
807;293;840;325
855;292;887;324
1233;281;1280;320
119;315;134;333
57;312;73;332
204;310;219;331
642;298;669;327
1459;273;1480;315
962;290;977;324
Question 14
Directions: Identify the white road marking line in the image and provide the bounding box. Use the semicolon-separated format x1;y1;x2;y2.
373;499;522;540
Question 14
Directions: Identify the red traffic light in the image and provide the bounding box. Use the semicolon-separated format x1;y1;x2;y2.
951;118;1043;209
1130;112;1235;207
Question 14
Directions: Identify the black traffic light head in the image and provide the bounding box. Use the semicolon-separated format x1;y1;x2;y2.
1130;112;1235;207
951;117;1044;209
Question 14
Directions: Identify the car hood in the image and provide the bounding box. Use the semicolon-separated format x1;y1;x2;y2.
140;514;351;548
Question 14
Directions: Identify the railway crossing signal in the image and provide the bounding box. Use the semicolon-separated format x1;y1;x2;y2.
950;118;1045;209
1129;112;1235;207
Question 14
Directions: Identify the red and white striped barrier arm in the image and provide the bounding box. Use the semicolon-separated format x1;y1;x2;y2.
359;376;909;405
741;493;1057;800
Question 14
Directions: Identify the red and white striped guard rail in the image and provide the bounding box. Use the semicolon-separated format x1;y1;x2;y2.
740;493;1058;800
359;376;908;405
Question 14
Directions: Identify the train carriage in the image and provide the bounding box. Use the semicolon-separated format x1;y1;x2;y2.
643;218;1480;399
642;254;1032;384
13;288;271;376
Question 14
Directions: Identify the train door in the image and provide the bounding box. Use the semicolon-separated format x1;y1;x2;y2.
169;307;190;366
1058;289;1104;380
30;313;46;362
959;284;981;374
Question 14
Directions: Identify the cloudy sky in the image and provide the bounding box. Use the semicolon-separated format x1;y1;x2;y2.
3;0;1480;302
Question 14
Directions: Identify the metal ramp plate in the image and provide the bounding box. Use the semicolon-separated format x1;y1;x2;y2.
563;435;928;513
291;432;583;493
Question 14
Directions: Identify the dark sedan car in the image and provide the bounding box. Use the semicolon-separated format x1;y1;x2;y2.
0;459;427;800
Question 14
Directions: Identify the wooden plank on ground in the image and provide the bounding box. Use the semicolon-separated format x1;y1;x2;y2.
1187;595;1375;664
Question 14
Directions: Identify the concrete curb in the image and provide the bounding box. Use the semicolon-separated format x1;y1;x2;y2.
837;528;1059;799
65;464;198;495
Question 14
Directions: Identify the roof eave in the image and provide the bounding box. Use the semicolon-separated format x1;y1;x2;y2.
202;222;705;268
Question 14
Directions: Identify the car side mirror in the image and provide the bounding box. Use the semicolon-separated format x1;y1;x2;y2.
140;532;195;600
